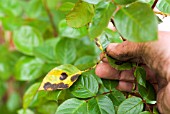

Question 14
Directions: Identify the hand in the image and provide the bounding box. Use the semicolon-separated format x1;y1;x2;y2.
95;31;170;114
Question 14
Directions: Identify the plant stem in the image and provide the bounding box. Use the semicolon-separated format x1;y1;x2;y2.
152;0;158;9
43;0;58;37
154;11;170;17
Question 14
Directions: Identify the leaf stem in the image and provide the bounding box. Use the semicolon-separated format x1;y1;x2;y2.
43;0;58;37
152;0;158;9
154;11;170;17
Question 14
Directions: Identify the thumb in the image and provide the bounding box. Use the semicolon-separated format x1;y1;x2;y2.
106;41;143;61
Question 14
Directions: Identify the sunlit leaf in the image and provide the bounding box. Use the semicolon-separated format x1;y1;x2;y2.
13;26;43;55
15;57;44;81
66;1;94;28
157;0;170;13
89;2;116;40
114;2;158;42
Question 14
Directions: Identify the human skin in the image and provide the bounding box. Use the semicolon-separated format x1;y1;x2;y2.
95;31;170;114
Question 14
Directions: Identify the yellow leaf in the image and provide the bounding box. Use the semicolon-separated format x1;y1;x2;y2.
39;64;82;91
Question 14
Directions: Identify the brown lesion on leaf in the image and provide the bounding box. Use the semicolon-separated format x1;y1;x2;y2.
60;72;68;80
70;74;80;82
43;82;69;90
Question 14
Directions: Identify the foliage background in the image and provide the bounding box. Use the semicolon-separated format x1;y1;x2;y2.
0;0;169;114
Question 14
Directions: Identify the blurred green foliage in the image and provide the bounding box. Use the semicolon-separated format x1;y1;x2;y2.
0;0;167;113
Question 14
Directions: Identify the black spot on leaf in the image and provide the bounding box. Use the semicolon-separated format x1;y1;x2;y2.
60;72;68;80
43;82;69;90
71;74;79;82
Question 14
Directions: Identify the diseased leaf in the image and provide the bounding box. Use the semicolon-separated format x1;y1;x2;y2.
39;64;82;91
157;0;170;13
88;96;115;114
117;97;143;114
13;26;43;55
114;2;158;42
56;98;87;114
66;1;94;28
70;70;98;98
134;67;146;87
107;56;134;70
89;2;116;40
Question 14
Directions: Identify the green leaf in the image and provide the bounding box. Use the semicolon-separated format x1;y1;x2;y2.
99;28;123;50
58;20;88;39
23;83;40;109
89;2;116;40
134;67;146;87
0;0;23;16
83;0;102;4
1;16;23;30
138;81;156;104
17;109;34;114
56;98;87;114
13;26;43;55
117;97;143;114
33;38;60;63
30;90;62;107
74;56;96;65
59;2;75;12
24;0;45;18
37;102;58;114
70;71;98;98
39;64;82;90
108;89;126;106
114;2;158;42
139;111;151;114
88;96;115;114
107;56;134;70
0;80;6;99
114;0;137;5
55;38;76;64
102;79;119;91
66;1;94;28
157;0;170;13
7;92;20;111
15;56;44;81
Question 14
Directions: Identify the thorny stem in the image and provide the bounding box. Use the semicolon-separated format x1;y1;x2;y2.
152;0;158;9
43;0;58;37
